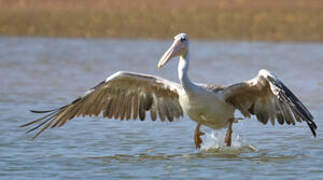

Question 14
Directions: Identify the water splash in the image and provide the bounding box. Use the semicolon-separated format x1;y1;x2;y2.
200;131;257;153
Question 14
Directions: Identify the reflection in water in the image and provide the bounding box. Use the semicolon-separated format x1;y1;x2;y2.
1;37;323;179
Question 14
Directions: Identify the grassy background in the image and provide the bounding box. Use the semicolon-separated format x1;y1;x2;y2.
1;0;323;41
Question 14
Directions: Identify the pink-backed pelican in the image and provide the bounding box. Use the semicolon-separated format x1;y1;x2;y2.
22;33;317;149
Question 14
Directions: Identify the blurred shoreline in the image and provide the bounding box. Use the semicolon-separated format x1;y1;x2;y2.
1;0;323;42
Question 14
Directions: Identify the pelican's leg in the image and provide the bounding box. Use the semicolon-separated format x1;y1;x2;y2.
194;123;205;149
225;118;234;147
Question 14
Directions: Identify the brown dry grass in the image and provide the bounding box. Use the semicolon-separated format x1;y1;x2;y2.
1;0;323;41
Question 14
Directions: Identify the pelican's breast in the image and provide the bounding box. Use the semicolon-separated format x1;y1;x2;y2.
179;88;235;129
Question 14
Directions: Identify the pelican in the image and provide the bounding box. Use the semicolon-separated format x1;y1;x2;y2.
22;33;317;149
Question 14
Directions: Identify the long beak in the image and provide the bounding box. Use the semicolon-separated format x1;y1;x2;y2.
158;40;181;70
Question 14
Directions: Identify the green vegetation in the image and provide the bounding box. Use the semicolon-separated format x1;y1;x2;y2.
1;0;323;41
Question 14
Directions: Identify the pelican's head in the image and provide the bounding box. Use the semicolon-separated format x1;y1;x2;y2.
158;33;189;70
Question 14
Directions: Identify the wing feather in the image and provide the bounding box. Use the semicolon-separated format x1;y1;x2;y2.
224;69;317;136
22;71;183;138
125;94;133;120
139;94;146;121
150;101;158;121
132;94;139;120
158;99;166;122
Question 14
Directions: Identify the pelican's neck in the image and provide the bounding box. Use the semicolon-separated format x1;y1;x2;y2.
178;53;195;91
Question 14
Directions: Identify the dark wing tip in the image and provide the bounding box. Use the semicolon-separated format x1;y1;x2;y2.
306;120;317;137
266;74;318;137
30;109;56;113
21;109;59;128
22;80;107;137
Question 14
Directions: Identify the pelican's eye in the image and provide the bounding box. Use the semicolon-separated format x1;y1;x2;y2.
180;37;186;42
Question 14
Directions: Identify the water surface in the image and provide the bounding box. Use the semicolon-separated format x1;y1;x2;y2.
1;37;323;179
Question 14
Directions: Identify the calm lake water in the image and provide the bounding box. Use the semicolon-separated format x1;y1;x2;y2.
1;37;323;179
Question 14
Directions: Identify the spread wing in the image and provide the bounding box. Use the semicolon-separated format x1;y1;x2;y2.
224;69;317;136
22;71;184;138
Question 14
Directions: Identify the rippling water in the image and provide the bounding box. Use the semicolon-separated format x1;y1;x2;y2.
1;37;323;179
